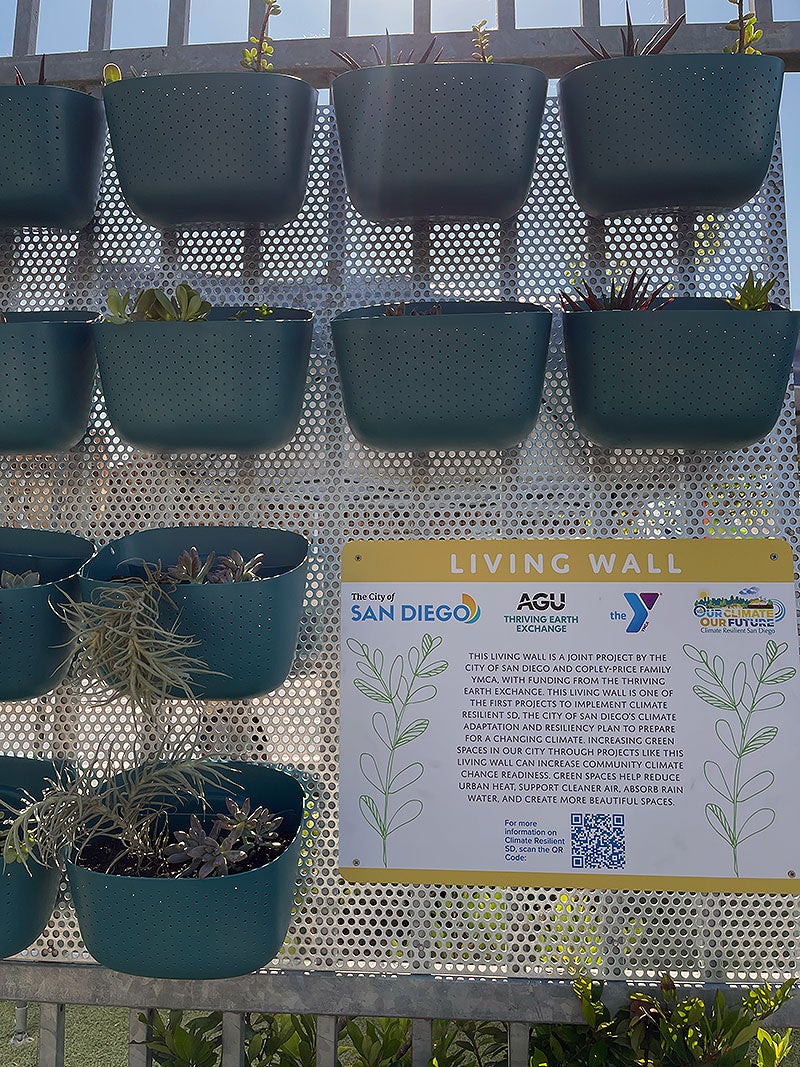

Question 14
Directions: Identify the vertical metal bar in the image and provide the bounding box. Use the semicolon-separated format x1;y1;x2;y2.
12;1003;31;1044
330;0;349;38
167;0;191;47
222;1013;246;1067
249;0;266;37
497;0;516;32
508;1024;530;1067
411;221;431;297
412;1019;433;1067
38;1003;66;1067
754;0;774;21
88;0;113;52
580;0;601;28
413;0;432;36
129;1009;153;1067
13;0;40;57
675;211;696;296
316;1015;338;1067
665;0;686;20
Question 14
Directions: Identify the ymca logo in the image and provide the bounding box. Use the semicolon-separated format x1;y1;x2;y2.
623;592;660;633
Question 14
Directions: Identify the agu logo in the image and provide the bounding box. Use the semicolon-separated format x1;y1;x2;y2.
623;592;660;633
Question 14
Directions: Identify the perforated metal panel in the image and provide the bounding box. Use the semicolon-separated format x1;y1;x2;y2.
0;101;797;984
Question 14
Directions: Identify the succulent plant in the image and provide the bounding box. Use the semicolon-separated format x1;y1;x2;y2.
560;270;672;312
573;1;685;60
165;798;283;878
332;30;443;71
724;0;763;55
384;302;443;317
208;550;265;583
105;285;212;324
471;20;493;63
0;569;40;589
727;270;776;311
13;55;46;87
241;0;282;73
166;548;217;585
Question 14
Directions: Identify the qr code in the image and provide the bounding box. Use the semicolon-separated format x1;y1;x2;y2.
571;813;625;870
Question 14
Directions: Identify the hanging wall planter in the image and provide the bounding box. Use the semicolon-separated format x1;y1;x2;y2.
103;74;317;228
558;55;784;218
0;528;95;700
67;762;305;979
0;312;97;453
0;86;105;230
92;307;313;453
563;298;800;449
79;526;308;700
332;64;547;221
0;755;63;958
332;301;552;450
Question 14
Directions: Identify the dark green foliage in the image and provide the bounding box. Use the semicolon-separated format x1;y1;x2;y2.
139;1010;223;1067
432;1021;507;1067
344;1017;412;1067
531;974;639;1067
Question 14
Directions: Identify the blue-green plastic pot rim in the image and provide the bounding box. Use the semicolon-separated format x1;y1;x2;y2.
334;300;553;322
103;71;317;98
562;296;798;318
558;51;785;88
0;529;95;585
332;61;547;86
81;526;309;585
92;306;313;325
67;761;308;883
1;310;99;324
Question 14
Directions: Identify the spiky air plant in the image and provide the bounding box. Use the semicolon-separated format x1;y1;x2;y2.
332;30;443;71
724;0;763;55
2;746;230;875
0;570;40;588
560;270;672;312
55;571;211;721
104;285;212;324
573;1;685;60
383;302;443;317
726;270;776;311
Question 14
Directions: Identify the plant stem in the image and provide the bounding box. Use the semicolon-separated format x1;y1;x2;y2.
738;0;746;55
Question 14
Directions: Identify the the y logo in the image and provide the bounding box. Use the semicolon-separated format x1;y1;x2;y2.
623;592;660;634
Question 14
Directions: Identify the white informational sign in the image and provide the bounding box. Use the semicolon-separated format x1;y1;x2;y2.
339;538;800;892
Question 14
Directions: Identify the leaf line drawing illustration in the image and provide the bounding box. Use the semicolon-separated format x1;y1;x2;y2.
347;634;448;867
684;639;796;876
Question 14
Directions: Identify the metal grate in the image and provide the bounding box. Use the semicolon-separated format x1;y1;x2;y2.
0;100;797;984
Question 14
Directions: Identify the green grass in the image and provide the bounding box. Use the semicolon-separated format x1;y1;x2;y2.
0;1002;129;1067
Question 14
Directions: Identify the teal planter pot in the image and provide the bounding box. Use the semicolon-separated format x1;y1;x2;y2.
0;86;105;230
332;301;552;450
0;312;97;453
80;526;308;700
558;55;783;218
332;64;547;221
67;763;305;979
0;756;62;958
0;528;95;700
563;299;800;449
103;74;317;228
92;308;312;453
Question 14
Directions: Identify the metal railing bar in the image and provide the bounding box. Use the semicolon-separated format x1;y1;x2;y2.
38;1001;65;1067
316;1015;338;1067
412;1018;433;1067
330;0;349;39
88;0;113;53
508;1022;530;1067
756;0;776;21
222;1012;246;1067
128;1009;153;1067
497;0;516;34
666;0;687;20
12;0;40;58
413;0;432;38
580;0;601;29
2;967;799;1025
167;0;191;49
3;21;800;88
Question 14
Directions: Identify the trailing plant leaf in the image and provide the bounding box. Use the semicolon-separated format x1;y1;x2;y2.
560;270;671;312
242;0;282;72
573;2;685;60
724;0;763;54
